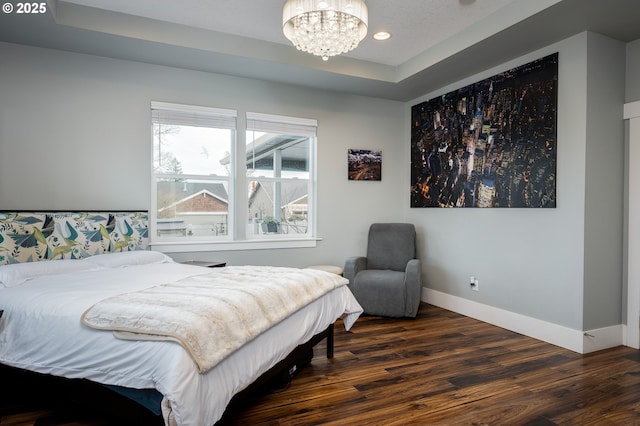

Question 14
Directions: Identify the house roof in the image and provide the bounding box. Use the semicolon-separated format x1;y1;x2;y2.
248;181;308;209
157;181;228;210
221;134;309;171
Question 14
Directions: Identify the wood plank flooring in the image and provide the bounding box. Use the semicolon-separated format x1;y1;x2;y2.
3;303;640;425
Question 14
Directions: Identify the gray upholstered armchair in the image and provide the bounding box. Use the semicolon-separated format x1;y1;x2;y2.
343;223;422;318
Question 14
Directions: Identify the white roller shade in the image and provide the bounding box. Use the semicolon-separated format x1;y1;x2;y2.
152;101;236;129
246;112;317;136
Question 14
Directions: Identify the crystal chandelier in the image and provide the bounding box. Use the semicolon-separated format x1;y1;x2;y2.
282;0;368;61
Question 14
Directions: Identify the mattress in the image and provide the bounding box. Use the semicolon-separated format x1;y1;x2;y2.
0;255;363;425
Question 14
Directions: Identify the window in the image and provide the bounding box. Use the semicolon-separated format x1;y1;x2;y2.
151;102;236;241
151;103;317;251
246;112;316;239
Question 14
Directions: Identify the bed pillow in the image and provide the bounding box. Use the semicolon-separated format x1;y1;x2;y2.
83;250;174;268
0;260;98;288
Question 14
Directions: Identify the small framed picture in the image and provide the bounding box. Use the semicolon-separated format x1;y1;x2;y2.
348;149;382;181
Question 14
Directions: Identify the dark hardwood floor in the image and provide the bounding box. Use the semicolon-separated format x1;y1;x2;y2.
3;303;640;425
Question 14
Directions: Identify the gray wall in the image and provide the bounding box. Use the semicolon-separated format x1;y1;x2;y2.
583;32;625;330
623;37;640;323
626;39;640;103
0;30;635;334
0;41;403;268
404;32;626;332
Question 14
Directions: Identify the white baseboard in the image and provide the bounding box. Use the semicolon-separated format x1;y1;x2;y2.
622;325;639;349
422;288;623;354
583;324;625;353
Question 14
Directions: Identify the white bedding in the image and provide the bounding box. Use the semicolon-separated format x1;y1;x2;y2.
82;266;350;373
0;257;363;426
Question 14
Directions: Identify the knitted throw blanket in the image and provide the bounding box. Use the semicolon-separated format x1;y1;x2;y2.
81;266;348;373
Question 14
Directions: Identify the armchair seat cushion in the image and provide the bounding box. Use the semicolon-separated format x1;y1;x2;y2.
352;270;407;317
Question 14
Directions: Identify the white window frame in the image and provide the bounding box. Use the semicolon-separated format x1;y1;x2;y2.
246;112;317;240
150;103;319;253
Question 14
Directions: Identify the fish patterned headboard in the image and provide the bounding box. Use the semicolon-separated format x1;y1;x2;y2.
0;211;149;265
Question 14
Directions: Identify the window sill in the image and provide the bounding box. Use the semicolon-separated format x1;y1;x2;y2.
150;237;321;253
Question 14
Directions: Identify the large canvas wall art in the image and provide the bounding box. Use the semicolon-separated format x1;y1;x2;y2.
410;53;558;208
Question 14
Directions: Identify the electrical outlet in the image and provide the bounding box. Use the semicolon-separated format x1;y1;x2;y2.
470;276;479;291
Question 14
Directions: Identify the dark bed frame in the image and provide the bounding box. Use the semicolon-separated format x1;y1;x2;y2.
0;324;334;425
226;323;334;402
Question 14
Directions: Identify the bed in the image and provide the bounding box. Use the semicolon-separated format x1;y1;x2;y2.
0;211;363;425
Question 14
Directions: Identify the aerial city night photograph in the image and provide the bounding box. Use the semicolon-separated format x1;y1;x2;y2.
410;53;558;208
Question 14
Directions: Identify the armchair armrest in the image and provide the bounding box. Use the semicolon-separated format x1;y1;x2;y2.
403;259;423;317
343;256;367;283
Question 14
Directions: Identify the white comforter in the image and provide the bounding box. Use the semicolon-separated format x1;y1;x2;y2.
0;260;363;426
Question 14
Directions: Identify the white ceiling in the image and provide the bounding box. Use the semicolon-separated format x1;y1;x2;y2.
1;0;640;100
59;0;517;67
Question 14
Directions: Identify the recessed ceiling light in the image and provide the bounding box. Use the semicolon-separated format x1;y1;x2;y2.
373;31;391;41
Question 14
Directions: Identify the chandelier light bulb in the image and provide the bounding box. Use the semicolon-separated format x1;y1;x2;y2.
283;0;368;61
